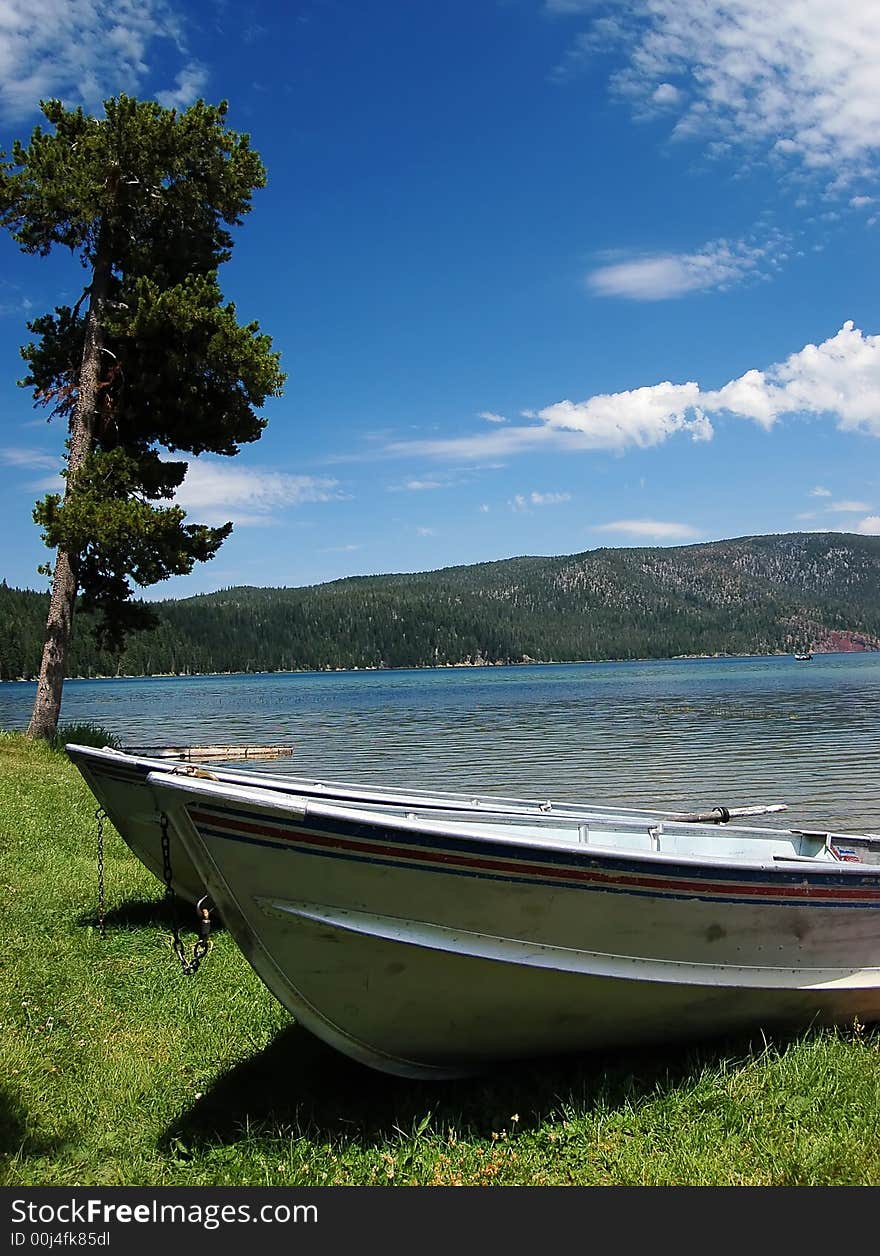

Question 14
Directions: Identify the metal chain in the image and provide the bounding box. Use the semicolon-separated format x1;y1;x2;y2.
159;808;175;900
95;807;107;938
159;810;212;976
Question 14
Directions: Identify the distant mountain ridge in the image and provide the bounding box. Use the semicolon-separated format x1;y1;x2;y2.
2;532;880;680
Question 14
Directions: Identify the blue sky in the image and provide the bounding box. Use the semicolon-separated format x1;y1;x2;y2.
2;0;880;598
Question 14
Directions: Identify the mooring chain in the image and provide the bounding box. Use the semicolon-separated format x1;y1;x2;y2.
95;806;107;938
159;810;213;976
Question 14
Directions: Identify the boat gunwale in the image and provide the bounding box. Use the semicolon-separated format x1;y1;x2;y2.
145;769;880;880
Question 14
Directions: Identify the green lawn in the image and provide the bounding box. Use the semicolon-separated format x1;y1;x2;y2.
2;731;879;1186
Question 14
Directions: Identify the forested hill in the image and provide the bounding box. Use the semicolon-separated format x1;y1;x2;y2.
3;532;880;680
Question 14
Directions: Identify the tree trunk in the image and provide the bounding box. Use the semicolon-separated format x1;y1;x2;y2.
26;548;80;739
27;229;113;740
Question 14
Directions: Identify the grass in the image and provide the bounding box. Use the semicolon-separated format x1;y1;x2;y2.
48;722;123;752
2;729;879;1186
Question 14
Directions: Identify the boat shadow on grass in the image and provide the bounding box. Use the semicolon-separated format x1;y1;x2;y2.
161;1020;794;1152
0;1083;72;1163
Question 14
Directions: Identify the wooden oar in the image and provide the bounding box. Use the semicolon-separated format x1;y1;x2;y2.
666;803;788;824
122;744;293;761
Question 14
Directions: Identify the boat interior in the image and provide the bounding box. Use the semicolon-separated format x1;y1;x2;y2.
339;803;841;863
147;770;863;866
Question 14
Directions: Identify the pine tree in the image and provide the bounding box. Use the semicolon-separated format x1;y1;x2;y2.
0;95;285;736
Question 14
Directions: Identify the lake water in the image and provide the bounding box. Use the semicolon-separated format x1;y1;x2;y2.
2;654;880;833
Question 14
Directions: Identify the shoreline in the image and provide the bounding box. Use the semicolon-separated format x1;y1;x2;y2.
3;646;878;684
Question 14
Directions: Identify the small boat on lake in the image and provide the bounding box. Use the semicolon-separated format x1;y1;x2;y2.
68;743;793;902
794;653;813;661
132;764;880;1077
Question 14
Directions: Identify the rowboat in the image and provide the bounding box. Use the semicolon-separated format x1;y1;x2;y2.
68;743;798;902
141;767;880;1078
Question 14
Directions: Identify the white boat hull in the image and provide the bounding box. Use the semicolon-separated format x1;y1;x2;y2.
147;772;880;1078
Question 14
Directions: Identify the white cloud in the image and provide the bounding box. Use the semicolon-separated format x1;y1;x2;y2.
381;321;880;462
0;290;33;318
539;382;714;446
851;196;876;208
0;0;200;123
172;458;344;526
478;411;507;423
388;469;485;492
7;449;348;524
155;62;208;110
855;515;880;535
594;519;700;540
416;526;436;536
479;504;490;513
829;499;873;513
651;82;683;107
511;490;573;511
0;446;59;471
383;423;569;462
558;1;880;184
703;322;880;433
587;237;776;300
531;491;572;505
396;479;446;492
809;485;832;496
